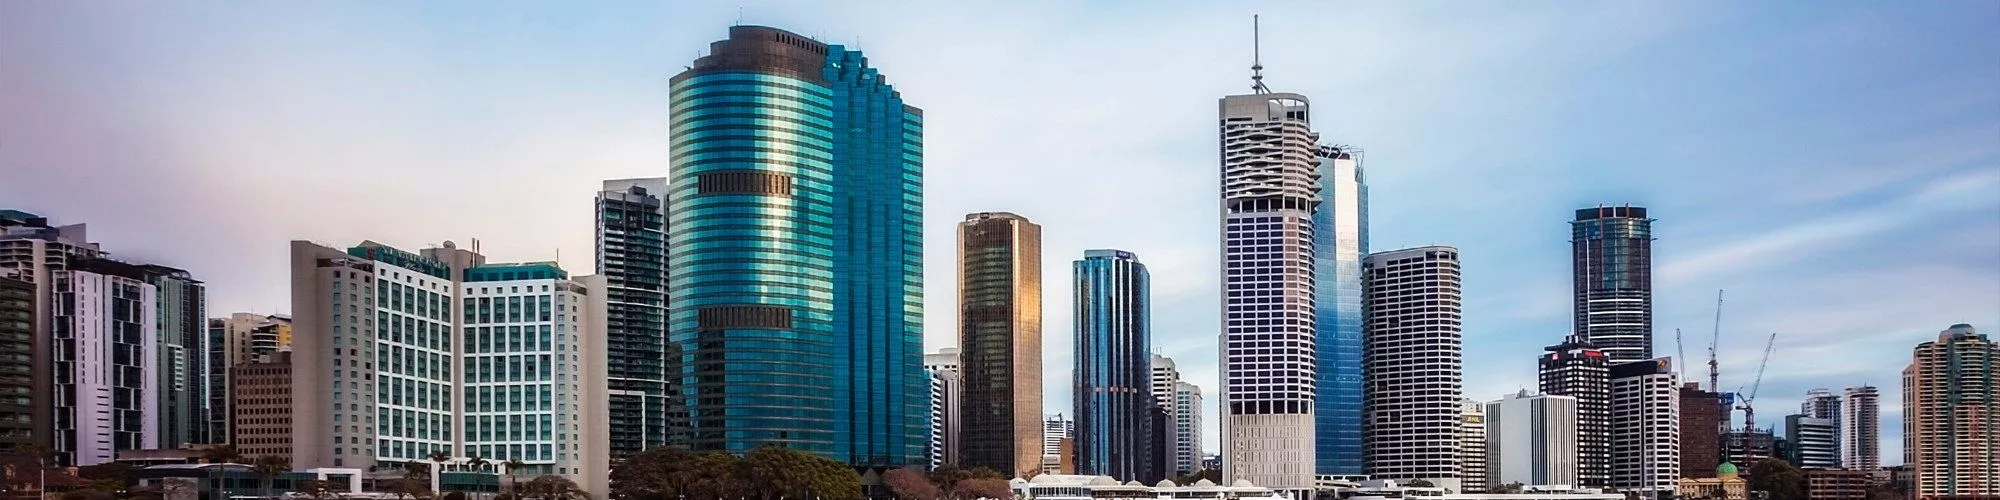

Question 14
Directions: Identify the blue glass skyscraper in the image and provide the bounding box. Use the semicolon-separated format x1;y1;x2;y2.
666;25;926;467
1072;249;1153;480
1314;146;1367;476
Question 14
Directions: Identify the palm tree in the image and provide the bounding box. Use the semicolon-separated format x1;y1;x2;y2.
500;459;526;496
460;455;491;500
251;455;291;500
200;445;246;465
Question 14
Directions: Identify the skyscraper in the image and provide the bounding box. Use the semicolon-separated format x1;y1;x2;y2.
668;25;927;467
1802;388;1843;463
54;259;159;466
596;178;671;458
1608;358;1679;498
1315;144;1368;477
1151;354;1181;480
1361;246;1465;488
958;212;1042;475
1570;205;1653;363
1540;336;1611;487
1153;354;1181;415
1175;382;1205;476
1219;87;1325;493
287;240;610;497
207;312;288;445
1486;391;1580;488
1784;415;1836;469
1841;385;1880;470
1902;324;1997;499
0;271;38;451
144;264;207;449
1073;249;1152;480
1680;383;1724;479
1460;399;1487;493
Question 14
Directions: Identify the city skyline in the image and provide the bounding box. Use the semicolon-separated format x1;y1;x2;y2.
4;2;1997;459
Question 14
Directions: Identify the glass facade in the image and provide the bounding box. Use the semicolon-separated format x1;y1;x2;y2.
596;179;672;459
1571;205;1653;363
956;212;1043;476
667;25;925;467
1313;147;1366;475
1072;249;1151;479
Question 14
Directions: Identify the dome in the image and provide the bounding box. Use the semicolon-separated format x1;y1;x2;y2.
1125;480;1144;486
1030;475;1062;485
1090;476;1120;486
1232;479;1256;488
1718;462;1739;476
1194;479;1218;487
1010;478;1029;486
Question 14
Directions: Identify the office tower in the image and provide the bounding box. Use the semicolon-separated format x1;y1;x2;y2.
1314;144;1368;477
1153;354;1180;414
1723;430;1776;466
289;240;609;497
1679;383;1724;478
1150;354;1180;481
231;350;293;458
207;312;288;445
957;212;1042;475
0;271;36;450
1570;205;1653;363
1486;391;1580;487
1043;414;1074;474
1539;336;1610;487
1219;88;1327;491
1073;249;1152;480
1361;246;1465;489
1460;399;1487;493
1842;386;1880;470
929;369;960;469
1608;359;1679;497
144;265;207;449
596;178;672;459
668;25;927;468
1802;388;1843;463
1175;382;1205;476
1145;405;1172;482
1784;415;1836;469
1903;324;1997;499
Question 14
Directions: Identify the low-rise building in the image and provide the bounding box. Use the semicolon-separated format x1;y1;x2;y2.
1677;463;1747;500
1804;469;1873;500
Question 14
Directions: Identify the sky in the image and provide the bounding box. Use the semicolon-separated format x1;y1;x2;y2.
3;1;1997;462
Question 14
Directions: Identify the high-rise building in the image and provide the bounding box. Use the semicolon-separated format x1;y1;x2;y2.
1539;336;1610;487
1570;205;1653;363
1175;382;1204;476
596;178;671;459
1073;249;1152;480
207;312;288;445
926;348;960;373
0;270;38;450
1218;87;1326;491
288;240;609;497
1608;359;1679;497
1722;430;1776;467
1679;383;1724;479
1460;399;1487;493
1486;391;1579;488
929;368;960;469
1361;246;1464;489
1802;388;1842;464
1043;414;1074;474
1902;324;1997;499
1314;144;1368;477
1153;354;1180;415
957;212;1042;476
144;265;207;449
1150;354;1180;481
668;25;927;468
231;350;292;459
1841;385;1880;470
1783;415;1836;469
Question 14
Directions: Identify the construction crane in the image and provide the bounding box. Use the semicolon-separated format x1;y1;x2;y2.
1709;290;1724;393
1676;328;1687;382
1736;332;1778;433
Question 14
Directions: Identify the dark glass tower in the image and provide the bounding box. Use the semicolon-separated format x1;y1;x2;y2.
957;212;1043;476
597;179;671;459
1314;146;1367;476
667;25;926;467
1540;335;1611;487
1571;205;1654;363
1072;249;1151;480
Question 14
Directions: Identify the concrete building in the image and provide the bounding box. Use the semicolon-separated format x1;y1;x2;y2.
1538;336;1610;487
207;313;289;445
230;350;293;458
1175;382;1205;476
1841;386;1880;470
144;266;207;450
0;270;37;449
1677;463;1747;500
1722;430;1775;468
595;178;671;459
1803;469;1872;500
1569;205;1653;364
1461;399;1487;493
1218;88;1328;492
1346;480;1623;500
1362;246;1465;490
1486;391;1579;488
1;211;95;458
926;348;961;373
1043;414;1074;474
929;367;961;469
1608;359;1678;498
1902;324;1997;499
1313;143;1368;478
668;25;928;469
958;212;1043;476
1784;415;1836;469
288;240;608;498
1802;388;1843;462
1680;384;1724;479
1073;250;1155;483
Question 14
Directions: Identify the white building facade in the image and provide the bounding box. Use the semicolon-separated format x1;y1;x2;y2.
1461;399;1487;493
1486;391;1579;488
1176;381;1205;476
1607;359;1678;498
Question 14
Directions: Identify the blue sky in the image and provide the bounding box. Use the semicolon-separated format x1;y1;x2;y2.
3;1;1995;460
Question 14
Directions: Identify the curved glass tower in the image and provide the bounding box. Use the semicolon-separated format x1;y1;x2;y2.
1314;146;1366;476
1073;249;1151;479
667;25;925;467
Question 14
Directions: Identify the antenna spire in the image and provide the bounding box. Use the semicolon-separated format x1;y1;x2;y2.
1251;15;1269;94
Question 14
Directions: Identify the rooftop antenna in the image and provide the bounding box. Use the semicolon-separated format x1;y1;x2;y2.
1251;15;1270;94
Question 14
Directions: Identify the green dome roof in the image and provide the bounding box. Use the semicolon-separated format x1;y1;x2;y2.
1718;462;1739;475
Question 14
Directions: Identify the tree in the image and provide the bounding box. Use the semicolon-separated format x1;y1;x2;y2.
500;460;526;495
1171;469;1221;486
252;455;291;500
948;478;1010;500
0;445;55;497
1748;459;1804;500
441;492;467;500
1492;482;1526;494
464;455;490;472
294;479;349;500
736;444;860;500
608;447;695;500
883;467;941;500
520;476;588;500
381;477;435;500
201;446;247;465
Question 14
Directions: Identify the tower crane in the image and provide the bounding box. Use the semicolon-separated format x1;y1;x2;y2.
1709;290;1723;393
1736;332;1778;433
